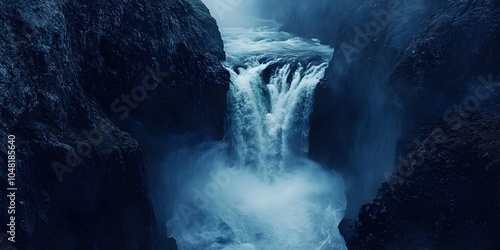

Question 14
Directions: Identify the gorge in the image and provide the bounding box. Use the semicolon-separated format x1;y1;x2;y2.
1;0;499;249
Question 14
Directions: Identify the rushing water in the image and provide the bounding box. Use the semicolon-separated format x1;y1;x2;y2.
167;20;347;250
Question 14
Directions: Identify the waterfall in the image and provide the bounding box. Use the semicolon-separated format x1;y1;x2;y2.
166;20;347;250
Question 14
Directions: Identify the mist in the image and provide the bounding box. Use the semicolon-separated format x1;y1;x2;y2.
162;143;346;249
200;0;258;26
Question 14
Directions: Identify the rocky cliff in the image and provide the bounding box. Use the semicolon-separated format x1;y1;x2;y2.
343;101;500;249
0;0;227;249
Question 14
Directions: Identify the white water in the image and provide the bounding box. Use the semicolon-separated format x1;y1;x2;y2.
166;20;347;250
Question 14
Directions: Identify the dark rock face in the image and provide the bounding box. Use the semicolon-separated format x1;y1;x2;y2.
0;0;227;249
64;0;229;139
334;2;500;247
344;102;500;249
387;0;500;132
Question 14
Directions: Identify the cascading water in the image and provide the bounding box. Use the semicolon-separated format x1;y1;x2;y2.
166;20;347;250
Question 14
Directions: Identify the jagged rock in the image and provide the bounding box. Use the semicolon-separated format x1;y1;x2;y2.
344;103;500;249
0;0;227;249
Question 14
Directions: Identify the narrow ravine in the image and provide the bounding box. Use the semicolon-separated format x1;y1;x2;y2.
167;19;347;249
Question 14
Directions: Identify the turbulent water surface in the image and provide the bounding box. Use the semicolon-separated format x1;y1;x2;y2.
167;20;347;250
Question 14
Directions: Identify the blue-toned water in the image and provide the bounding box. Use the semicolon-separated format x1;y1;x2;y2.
167;20;347;250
